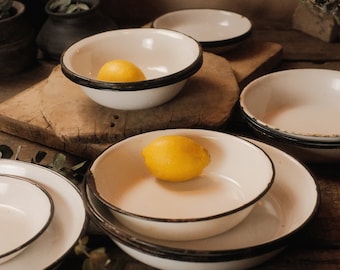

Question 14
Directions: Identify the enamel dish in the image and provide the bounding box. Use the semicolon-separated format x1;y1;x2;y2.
152;9;252;53
87;129;274;241
84;138;320;270
240;69;340;142
240;69;340;162
61;28;202;110
0;160;87;269
0;175;53;264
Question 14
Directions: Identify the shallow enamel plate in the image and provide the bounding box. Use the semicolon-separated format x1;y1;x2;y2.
84;138;320;270
0;175;53;264
0;160;86;269
88;129;274;241
240;69;340;143
152;9;252;53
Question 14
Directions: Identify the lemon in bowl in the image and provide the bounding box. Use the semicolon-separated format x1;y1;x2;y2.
60;28;202;110
85;129;274;241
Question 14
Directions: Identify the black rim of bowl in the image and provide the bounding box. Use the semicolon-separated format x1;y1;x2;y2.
83;173;320;263
199;28;252;49
151;9;252;49
0;174;54;261
60;32;203;92
86;166;274;223
240;109;340;149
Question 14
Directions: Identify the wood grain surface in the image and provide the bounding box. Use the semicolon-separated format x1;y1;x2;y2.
0;42;282;158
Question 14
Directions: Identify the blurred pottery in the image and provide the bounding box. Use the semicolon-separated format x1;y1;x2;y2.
36;0;117;60
0;1;37;77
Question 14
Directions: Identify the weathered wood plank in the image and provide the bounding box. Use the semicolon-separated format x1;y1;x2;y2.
251;29;340;61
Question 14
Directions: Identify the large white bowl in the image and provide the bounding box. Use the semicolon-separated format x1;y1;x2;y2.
61;28;202;110
240;69;340;162
84;138;320;270
152;9;252;53
86;129;274;241
0;175;53;264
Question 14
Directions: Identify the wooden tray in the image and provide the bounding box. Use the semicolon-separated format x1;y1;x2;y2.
0;41;282;159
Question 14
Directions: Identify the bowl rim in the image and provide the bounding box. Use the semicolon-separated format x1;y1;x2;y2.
242;115;340;149
60;28;203;91
82;136;320;262
152;9;252;48
86;129;275;223
0;174;54;261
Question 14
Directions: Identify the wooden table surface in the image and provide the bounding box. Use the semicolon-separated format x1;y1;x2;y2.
1;24;340;270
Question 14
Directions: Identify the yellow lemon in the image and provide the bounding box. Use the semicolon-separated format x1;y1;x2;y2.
97;59;146;82
142;135;210;182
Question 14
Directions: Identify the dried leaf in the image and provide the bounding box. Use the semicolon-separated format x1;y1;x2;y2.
0;144;13;159
32;150;47;164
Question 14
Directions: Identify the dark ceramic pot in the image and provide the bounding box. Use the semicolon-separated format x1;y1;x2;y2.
36;0;117;61
0;1;37;77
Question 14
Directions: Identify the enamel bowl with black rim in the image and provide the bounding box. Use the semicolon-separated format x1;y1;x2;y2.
152;9;252;54
86;129;274;241
0;160;87;270
83;138;320;270
61;28;202;110
240;69;340;162
0;175;53;264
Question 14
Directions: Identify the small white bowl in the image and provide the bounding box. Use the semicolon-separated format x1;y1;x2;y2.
86;129;274;241
240;69;340;162
0;175;53;264
152;9;252;53
61;28;202;110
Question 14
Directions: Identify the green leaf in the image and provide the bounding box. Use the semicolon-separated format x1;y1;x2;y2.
74;236;89;256
66;3;90;13
49;0;71;12
85;248;111;270
51;152;66;171
0;0;13;18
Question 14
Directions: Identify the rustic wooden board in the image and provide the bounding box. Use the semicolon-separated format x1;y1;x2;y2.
40;52;239;144
0;42;282;159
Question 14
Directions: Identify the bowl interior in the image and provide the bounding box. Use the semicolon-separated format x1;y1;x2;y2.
153;9;252;43
89;129;274;221
240;69;340;142
0;175;53;261
62;28;201;82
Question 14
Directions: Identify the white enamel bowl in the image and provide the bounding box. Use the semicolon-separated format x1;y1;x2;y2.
240;69;340;162
0;175;53;264
0;160;87;270
152;9;252;54
84;138;320;270
86;129;274;241
61;28;202;110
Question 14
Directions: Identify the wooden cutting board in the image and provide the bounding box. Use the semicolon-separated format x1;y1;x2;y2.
0;41;282;159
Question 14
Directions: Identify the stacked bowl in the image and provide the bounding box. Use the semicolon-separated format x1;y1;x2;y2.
0;160;87;269
83;128;320;270
152;9;252;54
0;175;53;264
240;69;340;163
